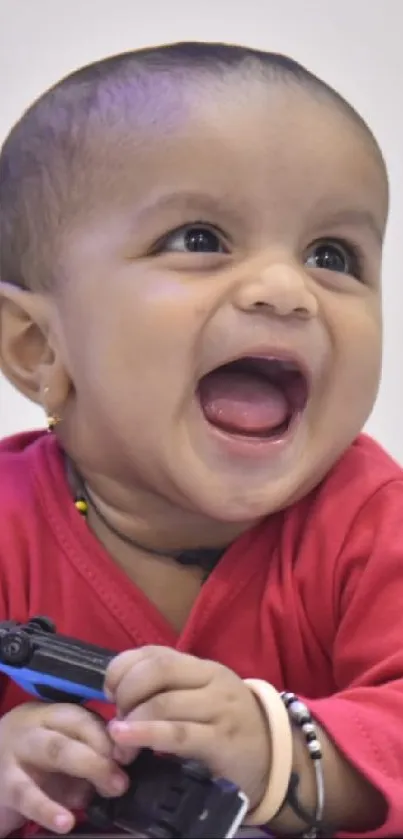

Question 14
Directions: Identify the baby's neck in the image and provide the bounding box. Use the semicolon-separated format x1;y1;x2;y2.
67;455;248;556
87;503;207;632
65;457;252;630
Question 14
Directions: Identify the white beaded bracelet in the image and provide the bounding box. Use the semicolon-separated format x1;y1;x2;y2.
280;692;325;838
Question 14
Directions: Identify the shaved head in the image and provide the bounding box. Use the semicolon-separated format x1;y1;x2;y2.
0;41;387;291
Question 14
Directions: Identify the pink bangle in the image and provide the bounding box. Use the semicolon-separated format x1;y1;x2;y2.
244;679;293;826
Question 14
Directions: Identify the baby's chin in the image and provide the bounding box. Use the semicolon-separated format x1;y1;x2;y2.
177;470;310;525
170;440;306;526
174;438;343;526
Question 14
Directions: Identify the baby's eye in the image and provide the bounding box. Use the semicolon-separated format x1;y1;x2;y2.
156;224;228;254
305;239;362;279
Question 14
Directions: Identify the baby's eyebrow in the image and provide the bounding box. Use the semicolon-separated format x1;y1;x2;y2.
130;192;385;249
318;209;385;245
133;190;244;227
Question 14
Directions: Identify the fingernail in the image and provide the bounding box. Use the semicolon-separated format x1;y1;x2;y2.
109;720;130;734
54;812;73;832
111;774;127;793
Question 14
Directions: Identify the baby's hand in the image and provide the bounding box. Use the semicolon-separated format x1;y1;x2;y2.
105;647;271;811
0;701;128;836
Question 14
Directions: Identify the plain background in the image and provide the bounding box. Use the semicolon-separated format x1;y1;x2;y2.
0;0;402;461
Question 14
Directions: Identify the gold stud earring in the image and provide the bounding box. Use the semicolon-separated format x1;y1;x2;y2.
43;387;62;432
47;413;62;432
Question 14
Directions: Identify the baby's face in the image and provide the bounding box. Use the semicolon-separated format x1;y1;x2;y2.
56;78;387;524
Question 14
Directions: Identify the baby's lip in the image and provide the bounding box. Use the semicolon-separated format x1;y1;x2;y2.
199;346;315;391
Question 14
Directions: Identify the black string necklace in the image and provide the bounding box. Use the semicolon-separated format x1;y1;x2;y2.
68;458;226;576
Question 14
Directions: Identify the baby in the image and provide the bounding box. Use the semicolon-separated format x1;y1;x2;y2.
0;40;400;838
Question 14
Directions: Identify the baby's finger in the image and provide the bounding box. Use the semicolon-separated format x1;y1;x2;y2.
19;728;128;798
106;647;212;716
112;743;140;765
44;775;92;810
7;765;75;835
109;718;213;764
43;703;113;757
122;688;215;726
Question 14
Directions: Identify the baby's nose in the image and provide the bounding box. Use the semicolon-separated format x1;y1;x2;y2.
232;261;318;319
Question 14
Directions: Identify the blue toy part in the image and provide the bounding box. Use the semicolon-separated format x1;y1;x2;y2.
0;662;108;703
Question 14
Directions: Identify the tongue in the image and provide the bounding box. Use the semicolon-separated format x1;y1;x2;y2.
199;368;289;435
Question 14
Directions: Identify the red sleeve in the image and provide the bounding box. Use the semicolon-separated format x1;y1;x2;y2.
306;479;403;837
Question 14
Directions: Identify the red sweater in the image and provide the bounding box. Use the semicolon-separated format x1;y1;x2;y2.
1;430;403;837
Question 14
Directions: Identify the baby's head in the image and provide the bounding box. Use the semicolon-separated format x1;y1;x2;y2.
0;42;388;537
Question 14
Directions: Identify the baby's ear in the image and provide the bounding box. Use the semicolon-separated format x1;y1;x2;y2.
0;281;70;409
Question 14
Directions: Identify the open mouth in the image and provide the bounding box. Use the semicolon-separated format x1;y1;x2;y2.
197;356;309;440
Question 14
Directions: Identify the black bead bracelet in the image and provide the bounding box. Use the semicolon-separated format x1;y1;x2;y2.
280;692;326;838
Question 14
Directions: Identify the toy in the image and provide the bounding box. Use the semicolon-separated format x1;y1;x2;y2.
0;616;112;703
0;617;249;837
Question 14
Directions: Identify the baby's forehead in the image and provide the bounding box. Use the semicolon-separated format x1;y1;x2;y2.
85;79;387;215
92;71;382;165
92;67;193;136
31;64;388;220
67;122;385;281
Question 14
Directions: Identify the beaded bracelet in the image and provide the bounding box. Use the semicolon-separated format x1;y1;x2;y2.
280;692;325;838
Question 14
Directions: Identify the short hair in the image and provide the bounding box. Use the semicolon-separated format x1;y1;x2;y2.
0;41;386;291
